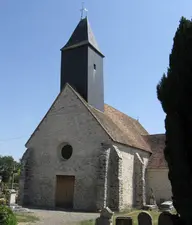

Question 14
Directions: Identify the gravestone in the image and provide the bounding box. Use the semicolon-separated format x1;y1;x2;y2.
138;211;152;225
143;204;157;211
158;212;173;225
9;189;17;205
116;216;132;225
159;201;173;212
95;207;114;225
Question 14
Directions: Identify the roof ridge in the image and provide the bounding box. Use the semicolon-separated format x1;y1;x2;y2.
144;133;165;136
65;85;121;142
104;104;137;121
71;95;151;152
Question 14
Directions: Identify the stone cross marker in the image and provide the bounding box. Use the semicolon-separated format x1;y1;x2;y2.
138;211;152;225
116;216;133;225
158;212;173;225
95;207;114;225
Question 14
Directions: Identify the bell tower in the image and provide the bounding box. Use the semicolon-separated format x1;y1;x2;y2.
60;16;105;111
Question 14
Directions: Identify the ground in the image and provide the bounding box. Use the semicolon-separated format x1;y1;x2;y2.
79;210;162;225
17;209;99;225
80;210;176;225
16;209;175;225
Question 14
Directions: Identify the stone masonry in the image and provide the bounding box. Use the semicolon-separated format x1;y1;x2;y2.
117;144;149;209
19;85;150;211
96;144;124;211
20;85;112;211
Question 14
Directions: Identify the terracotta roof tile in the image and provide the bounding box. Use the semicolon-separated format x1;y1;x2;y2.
88;104;152;153
143;134;167;169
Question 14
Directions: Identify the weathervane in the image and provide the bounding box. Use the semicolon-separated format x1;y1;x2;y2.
80;2;88;20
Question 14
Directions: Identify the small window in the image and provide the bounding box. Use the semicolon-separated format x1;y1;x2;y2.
61;144;73;160
94;64;96;70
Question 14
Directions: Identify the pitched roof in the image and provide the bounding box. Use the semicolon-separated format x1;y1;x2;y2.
143;134;167;169
86;104;151;153
61;17;104;57
103;105;151;152
65;86;151;152
26;84;151;153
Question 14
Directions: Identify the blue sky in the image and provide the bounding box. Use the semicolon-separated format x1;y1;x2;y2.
0;1;192;161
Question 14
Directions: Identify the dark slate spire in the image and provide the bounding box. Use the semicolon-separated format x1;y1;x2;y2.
61;17;104;57
60;17;105;111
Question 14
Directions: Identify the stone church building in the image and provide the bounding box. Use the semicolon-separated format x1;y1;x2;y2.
18;17;171;211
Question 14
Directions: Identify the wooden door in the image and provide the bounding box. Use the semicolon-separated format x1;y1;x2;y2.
55;175;75;208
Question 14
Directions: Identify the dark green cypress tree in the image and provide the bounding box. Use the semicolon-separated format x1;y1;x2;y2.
157;17;192;225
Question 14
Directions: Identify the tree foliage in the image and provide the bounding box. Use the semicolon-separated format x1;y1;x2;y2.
0;156;21;184
157;17;192;224
0;206;17;225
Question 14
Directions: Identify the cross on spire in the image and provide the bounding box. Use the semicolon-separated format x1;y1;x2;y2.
80;2;88;20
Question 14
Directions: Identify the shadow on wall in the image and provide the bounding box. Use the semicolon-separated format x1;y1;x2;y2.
146;169;172;205
133;155;136;207
107;146;121;211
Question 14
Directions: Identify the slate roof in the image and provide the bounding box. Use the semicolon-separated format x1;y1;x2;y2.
61;17;104;57
143;134;167;169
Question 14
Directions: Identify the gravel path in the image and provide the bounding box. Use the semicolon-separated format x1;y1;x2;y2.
22;209;99;225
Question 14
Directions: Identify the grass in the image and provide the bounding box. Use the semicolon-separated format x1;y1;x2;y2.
80;220;95;225
79;210;173;225
15;212;39;223
123;210;160;225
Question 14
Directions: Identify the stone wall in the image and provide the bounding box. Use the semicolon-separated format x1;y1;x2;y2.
22;85;112;211
134;153;147;207
96;146;110;210
18;149;27;206
96;144;123;211
19;85;151;211
146;168;172;204
116;144;150;209
107;145;123;211
18;148;34;206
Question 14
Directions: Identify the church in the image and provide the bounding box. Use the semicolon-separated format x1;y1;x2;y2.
18;16;172;211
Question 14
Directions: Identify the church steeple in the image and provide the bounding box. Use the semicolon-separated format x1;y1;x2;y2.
60;17;105;111
61;17;104;57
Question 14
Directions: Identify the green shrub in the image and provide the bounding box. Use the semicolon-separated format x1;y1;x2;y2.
0;206;17;225
0;197;6;205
